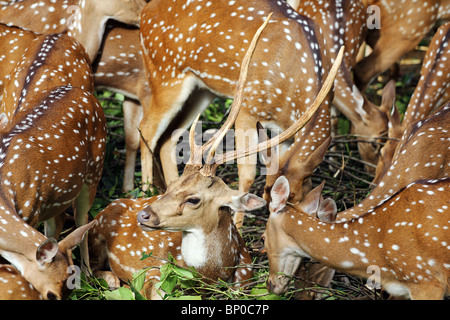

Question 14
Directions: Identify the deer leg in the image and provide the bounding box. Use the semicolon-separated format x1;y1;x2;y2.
354;36;420;90
234;118;258;229
159;90;216;184
122;99;143;193
139;75;200;190
44;213;66;239
73;183;95;275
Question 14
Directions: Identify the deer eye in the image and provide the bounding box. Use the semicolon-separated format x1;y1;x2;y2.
186;198;201;206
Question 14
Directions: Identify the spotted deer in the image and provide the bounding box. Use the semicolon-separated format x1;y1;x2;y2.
0;265;43;300
374;22;450;183
139;0;338;228
354;0;450;90
89;192;256;299
0;24;105;241
0;202;96;300
265;174;449;300
0;0;148;193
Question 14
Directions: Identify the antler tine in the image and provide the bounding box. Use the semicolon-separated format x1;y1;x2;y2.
202;13;273;167
186;113;202;166
214;46;345;166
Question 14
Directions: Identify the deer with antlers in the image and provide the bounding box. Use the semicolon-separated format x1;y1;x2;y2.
0;265;43;300
89;19;272;298
139;0;340;228
90;18;344;299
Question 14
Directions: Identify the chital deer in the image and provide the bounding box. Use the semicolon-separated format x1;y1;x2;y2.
298;0;400;173
0;24;105;242
354;0;450;90
0;204;96;300
374;22;450;182
341;101;450;224
140;0;339;227
0;0;148;193
0;265;43;300
0;0;146;62
0;24;94;120
89;193;256;299
265;174;450;300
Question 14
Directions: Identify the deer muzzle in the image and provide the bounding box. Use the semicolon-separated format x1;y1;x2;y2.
137;208;160;231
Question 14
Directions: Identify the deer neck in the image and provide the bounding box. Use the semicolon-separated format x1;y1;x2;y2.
0;192;45;268
282;204;381;278
68;0;109;62
181;210;238;276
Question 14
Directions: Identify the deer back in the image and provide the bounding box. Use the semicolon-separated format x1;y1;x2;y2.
0;26;94;119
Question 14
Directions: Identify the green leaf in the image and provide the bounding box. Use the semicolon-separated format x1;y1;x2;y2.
250;287;283;300
104;287;135;300
131;269;147;292
172;265;195;280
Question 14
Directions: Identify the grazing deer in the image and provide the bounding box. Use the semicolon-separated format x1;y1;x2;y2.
140;0;338;228
0;205;96;300
264;174;449;300
0;265;43;300
374;22;450;183
340;101;450;224
354;0;450;90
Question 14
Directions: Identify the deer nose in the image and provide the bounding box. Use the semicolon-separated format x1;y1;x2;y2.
137;210;150;223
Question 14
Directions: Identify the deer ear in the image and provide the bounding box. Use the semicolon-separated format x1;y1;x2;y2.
381;80;396;114
0;113;8;128
227;193;267;212
296;181;326;216
269;176;290;214
317;198;338;222
58;220;97;253
36;238;59;266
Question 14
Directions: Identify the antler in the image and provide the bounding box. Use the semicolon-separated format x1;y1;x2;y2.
212;46;344;169
185;13;273;172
